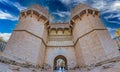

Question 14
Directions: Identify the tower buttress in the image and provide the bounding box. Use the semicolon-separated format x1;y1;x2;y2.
2;5;49;66
71;4;119;66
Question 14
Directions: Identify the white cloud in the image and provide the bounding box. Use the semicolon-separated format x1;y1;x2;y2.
80;0;120;15
50;11;70;22
103;1;120;13
52;11;70;17
53;12;65;17
107;27;117;38
113;1;120;9
106;20;120;25
0;0;27;11
59;0;87;5
59;0;71;5
91;0;107;10
107;27;117;32
90;0;120;25
0;10;18;21
0;33;11;41
104;13;120;25
104;14;120;19
13;2;27;11
0;0;27;21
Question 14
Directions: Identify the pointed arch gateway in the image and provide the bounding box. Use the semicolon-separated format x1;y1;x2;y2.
53;55;67;70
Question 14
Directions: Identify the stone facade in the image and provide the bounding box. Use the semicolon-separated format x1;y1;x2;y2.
1;4;120;71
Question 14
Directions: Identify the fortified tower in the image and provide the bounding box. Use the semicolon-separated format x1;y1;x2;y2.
1;4;120;71
70;4;119;66
2;5;48;66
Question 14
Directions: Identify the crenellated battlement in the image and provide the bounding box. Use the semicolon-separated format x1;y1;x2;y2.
71;4;99;24
18;4;100;35
71;9;99;22
19;5;48;24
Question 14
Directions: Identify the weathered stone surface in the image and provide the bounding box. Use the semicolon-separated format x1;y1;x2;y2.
45;47;77;69
0;4;119;72
0;61;120;72
72;4;119;67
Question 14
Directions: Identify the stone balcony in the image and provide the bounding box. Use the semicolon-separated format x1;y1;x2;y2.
47;35;74;46
48;35;72;41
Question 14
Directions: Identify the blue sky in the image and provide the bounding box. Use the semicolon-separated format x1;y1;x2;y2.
0;0;120;41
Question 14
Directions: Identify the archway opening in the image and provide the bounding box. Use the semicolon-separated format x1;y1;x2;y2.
53;55;67;70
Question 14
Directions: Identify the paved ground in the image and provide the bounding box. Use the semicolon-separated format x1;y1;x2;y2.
0;62;120;72
0;62;79;72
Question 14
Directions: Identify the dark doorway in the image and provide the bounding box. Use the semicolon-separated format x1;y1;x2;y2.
53;55;67;70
